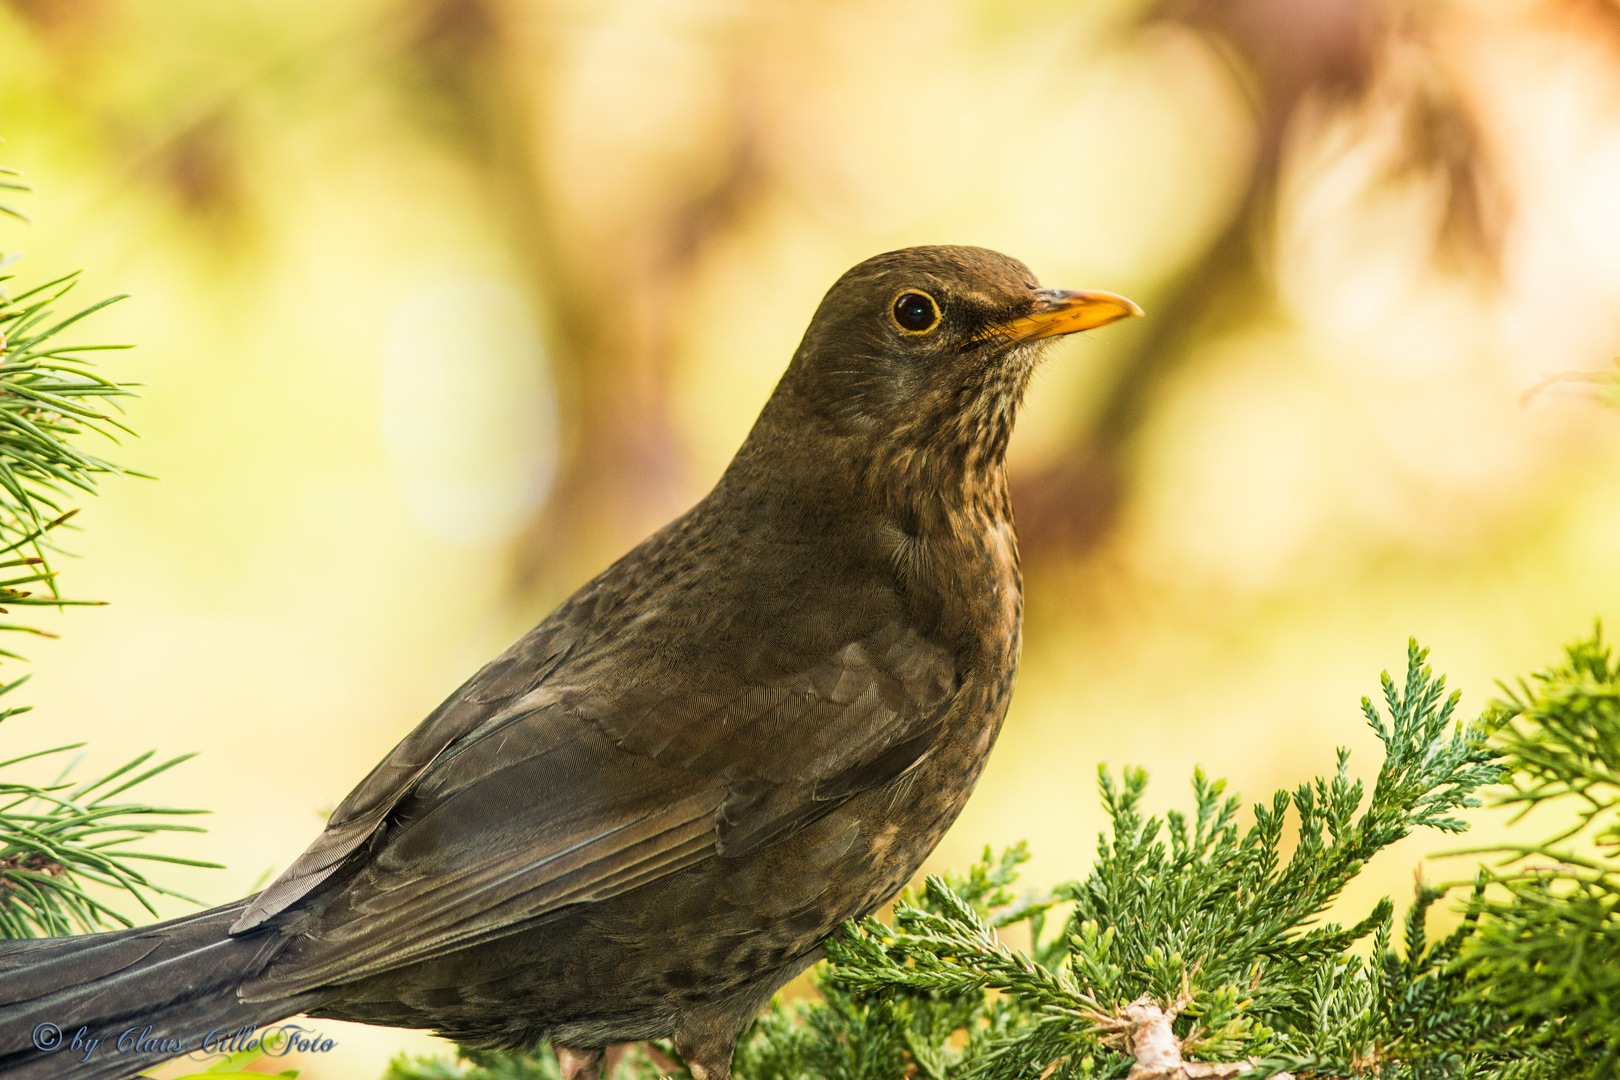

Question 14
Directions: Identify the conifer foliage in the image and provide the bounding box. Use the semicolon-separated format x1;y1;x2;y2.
0;160;218;939
1459;630;1620;1075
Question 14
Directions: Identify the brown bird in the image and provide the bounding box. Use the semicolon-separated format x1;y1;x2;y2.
0;246;1139;1080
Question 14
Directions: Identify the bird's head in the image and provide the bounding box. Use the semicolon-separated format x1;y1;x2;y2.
771;245;1141;501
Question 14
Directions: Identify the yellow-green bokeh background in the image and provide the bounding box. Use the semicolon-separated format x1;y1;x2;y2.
4;0;1620;1075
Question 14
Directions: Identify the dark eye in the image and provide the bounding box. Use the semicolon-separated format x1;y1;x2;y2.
892;291;940;333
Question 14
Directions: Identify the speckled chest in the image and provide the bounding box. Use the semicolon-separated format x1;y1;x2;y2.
685;507;1024;955
842;504;1022;902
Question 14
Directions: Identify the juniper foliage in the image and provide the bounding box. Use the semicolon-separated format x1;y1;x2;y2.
811;640;1505;1080
1452;628;1620;1076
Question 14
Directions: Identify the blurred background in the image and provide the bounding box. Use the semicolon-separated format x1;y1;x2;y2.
4;0;1620;1074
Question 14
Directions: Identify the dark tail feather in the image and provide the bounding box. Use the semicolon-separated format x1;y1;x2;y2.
0;902;322;1080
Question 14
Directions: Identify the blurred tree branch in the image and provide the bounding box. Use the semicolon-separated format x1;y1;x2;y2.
1012;0;1509;561
394;0;769;597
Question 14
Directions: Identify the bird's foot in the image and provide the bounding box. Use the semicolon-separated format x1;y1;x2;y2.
556;1043;605;1080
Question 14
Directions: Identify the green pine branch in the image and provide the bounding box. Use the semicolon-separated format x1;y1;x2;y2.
0;156;219;939
0;744;222;936
0;269;144;570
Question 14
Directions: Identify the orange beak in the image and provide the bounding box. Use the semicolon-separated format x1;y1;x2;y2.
987;289;1143;343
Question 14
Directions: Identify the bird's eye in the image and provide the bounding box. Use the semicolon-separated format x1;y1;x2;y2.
892;291;941;334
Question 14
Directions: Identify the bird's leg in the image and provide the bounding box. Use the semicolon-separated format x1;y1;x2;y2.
555;1043;606;1080
673;1016;740;1080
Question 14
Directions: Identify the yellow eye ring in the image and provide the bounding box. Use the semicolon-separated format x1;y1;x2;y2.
891;291;941;334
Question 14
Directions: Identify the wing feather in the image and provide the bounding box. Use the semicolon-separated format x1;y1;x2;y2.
237;544;961;994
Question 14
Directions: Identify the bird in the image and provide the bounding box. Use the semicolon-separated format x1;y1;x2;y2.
0;245;1140;1080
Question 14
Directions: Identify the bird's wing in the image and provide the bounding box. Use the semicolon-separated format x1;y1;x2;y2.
231;630;580;934
580;610;960;856
237;593;958;997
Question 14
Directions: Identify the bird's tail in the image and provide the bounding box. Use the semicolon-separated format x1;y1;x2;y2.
0;901;322;1080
